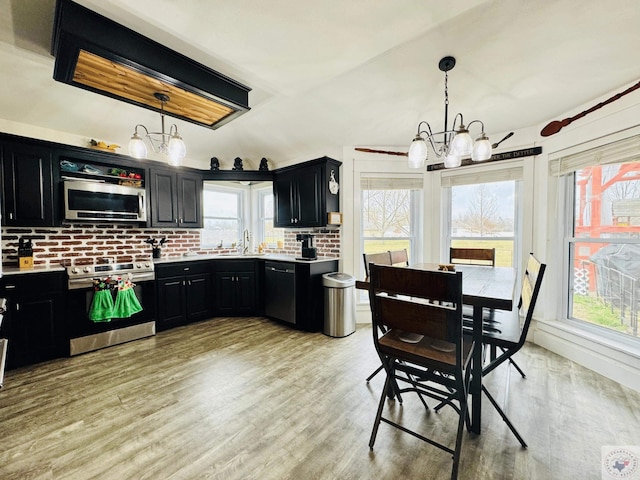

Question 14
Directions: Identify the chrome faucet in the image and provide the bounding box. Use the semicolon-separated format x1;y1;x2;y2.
242;229;250;254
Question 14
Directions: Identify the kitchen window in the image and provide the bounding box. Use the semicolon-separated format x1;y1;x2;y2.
554;136;640;342
441;166;523;267
202;184;245;248
360;175;423;279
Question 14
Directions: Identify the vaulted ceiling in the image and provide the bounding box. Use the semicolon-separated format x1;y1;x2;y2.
1;0;639;169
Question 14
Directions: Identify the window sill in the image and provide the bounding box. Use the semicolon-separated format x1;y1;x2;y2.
533;317;640;393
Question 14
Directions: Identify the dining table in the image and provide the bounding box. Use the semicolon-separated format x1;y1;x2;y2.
356;262;517;435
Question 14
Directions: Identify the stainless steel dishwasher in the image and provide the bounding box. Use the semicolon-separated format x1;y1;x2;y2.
264;261;296;325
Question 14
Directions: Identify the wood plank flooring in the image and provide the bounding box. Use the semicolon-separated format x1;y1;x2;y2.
1;317;639;479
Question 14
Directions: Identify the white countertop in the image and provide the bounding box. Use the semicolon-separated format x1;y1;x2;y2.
0;254;338;277
153;253;339;265
2;265;66;276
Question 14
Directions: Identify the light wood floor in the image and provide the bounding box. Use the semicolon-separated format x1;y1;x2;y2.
1;317;639;480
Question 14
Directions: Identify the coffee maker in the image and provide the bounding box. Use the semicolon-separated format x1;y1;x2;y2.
296;234;317;260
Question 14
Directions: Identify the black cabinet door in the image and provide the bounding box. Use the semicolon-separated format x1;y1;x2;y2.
1;273;66;368
156;276;186;330
149;169;178;227
273;173;295;227
185;273;211;320
12;294;63;368
1;141;54;226
235;271;256;315
213;272;236;316
178;173;203;228
296;164;322;227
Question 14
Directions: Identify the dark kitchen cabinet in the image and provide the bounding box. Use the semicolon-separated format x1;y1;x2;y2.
213;260;257;316
273;157;341;228
0;272;66;369
149;168;203;228
155;261;211;330
1;141;55;226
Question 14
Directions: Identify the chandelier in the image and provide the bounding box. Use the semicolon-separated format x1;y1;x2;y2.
408;56;492;169
128;92;187;166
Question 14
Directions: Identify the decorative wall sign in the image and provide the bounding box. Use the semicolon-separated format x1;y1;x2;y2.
328;212;343;225
427;146;542;171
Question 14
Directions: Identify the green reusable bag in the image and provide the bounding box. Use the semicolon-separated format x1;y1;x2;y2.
112;278;143;318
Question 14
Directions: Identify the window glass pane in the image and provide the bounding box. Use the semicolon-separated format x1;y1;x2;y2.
363;189;411;238
450;181;516;267
360;183;421;302
202;218;239;246
568;161;640;340
202;186;243;248
203;190;238;218
259;192;284;246
573;164;640;239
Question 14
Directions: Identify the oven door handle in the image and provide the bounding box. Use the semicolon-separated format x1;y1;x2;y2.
131;272;155;283
68;272;156;290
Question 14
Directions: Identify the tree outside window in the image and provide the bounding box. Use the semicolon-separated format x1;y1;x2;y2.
450;181;516;267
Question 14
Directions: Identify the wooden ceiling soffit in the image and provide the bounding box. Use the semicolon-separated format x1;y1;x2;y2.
51;0;251;130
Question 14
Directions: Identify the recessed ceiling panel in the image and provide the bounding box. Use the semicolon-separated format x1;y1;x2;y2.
51;0;250;130
73;50;236;127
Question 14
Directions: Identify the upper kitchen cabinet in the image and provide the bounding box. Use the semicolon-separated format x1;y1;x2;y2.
1;141;55;226
273;157;341;228
149;168;203;228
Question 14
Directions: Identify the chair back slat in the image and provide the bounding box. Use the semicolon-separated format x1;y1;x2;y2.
370;264;463;345
518;253;546;341
377;296;451;341
363;251;392;277
389;249;409;267
450;247;496;266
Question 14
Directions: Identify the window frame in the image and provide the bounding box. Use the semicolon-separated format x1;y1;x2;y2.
562;165;640;346
358;174;424;302
201;183;246;249
441;176;523;268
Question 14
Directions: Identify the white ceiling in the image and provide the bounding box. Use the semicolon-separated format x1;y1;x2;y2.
1;0;640;169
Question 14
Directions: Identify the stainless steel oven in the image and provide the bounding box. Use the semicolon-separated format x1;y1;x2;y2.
66;261;156;355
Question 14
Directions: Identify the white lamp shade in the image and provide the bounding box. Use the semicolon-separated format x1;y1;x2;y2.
472;136;492;162
444;153;461;168
450;130;473;156
168;135;187;166
408;136;427;169
128;135;148;159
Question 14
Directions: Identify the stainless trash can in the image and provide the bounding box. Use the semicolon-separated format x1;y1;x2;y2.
323;272;356;337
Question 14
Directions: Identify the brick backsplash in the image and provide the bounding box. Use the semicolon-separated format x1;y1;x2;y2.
1;224;340;267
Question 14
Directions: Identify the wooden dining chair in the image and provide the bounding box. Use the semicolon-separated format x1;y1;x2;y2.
362;251;392;278
368;264;473;480
362;251;394;383
480;253;546;448
450;247;496;266
388;248;409;267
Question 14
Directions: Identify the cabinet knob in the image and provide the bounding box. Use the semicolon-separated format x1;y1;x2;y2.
8;213;13;220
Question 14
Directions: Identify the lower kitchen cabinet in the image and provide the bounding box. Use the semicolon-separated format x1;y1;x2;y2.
155;261;212;330
0;272;67;369
213;260;257;316
264;259;338;331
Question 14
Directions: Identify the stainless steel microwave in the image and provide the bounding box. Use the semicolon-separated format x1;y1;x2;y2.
63;180;146;222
